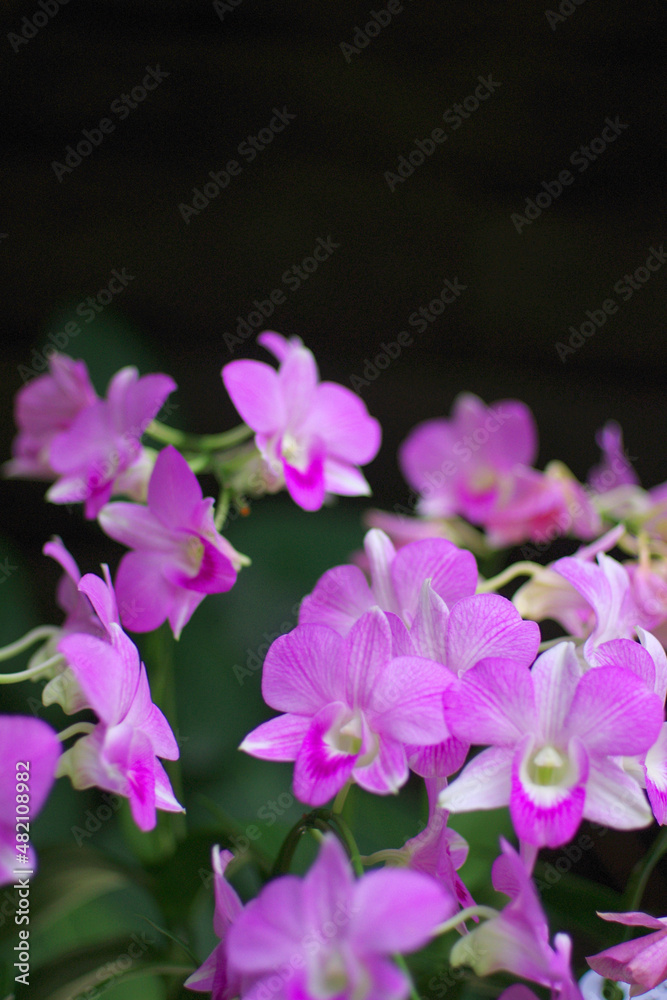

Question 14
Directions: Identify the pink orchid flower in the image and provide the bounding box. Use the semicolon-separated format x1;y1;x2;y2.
57;572;183;830
587;911;667;997
440;641;663;848
301;527;539;778
399;393;599;546
46;365;176;518
451;838;583;999
99;445;243;638
225;833;455;1000
5;353;97;480
0;716;61;885
222;331;381;510
240;607;455;805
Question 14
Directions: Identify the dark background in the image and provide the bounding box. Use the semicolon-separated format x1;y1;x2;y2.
0;2;666;996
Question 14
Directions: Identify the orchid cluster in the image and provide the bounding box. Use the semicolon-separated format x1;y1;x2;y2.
2;332;667;1000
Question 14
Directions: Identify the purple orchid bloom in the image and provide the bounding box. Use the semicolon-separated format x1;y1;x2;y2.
398;393;599;547
440;641;663;848
46;365;176;518
451;839;583;999
222;331;381;511
185;845;243;1000
99;445;243;638
5;353;97;480
399;393;538;522
226;833;455;1000
57;574;183;830
240;608;454;805
0;716;61;885
587;911;667;997
297;529;538;780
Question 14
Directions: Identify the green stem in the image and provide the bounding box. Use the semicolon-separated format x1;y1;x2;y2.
0;653;64;683
360;848;405;866
476;561;541;594
146;420;253;452
393;953;422;1000
214;487;231;531
538;635;579;652
434;905;499;937
271;808;364;879
332;781;351;815
58;721;95;742
0;625;58;662
623;826;667;921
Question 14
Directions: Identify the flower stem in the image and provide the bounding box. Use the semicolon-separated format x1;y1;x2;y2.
434;905;499;937
0;653;64;683
393;954;422;1000
477;561;541;594
58;721;95;742
332;781;352;815
0;625;58;662
623;826;667;922
146;420;253;452
271;808;364;879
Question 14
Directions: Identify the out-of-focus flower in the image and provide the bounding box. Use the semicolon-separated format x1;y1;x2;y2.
588;421;639;495
185;845;243;1000
398;393;599;547
451;838;583;999
240;608;454;805
587;911;667;997
226;833;455;1000
440;641;663;847
99;445;243;638
57;577;183;830
0;716;61;884
400;393;537;522
46;365;176;518
222;331;381;511
4;353;97;479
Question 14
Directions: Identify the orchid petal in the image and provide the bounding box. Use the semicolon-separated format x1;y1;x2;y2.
239;714;311;762
568;666;663;756
445;594;540;676
262;624;343;715
222;360;286;433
